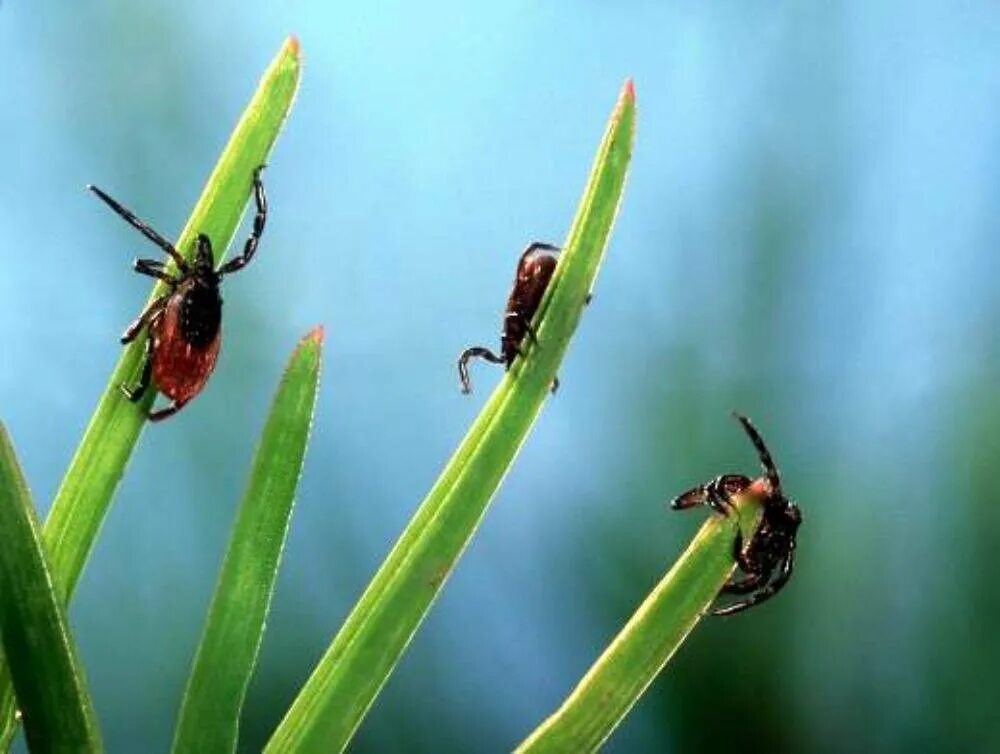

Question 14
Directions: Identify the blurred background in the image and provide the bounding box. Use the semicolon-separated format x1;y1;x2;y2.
1;2;998;752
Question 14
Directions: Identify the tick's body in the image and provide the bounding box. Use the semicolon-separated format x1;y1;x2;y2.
149;278;222;407
499;248;557;367
458;242;560;394
670;414;802;616
88;167;266;421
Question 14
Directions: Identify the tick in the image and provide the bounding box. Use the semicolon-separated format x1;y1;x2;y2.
669;413;802;616
88;167;267;421
458;241;561;394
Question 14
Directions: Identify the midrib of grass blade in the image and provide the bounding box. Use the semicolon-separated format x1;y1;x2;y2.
515;494;765;753
265;79;636;753
0;37;301;750
0;424;102;753
171;327;322;754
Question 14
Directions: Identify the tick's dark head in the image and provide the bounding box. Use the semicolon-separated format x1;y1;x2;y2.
193;233;221;284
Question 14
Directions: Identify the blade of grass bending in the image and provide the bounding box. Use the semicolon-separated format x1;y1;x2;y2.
0;424;102;753
0;37;301;750
515;495;765;753
265;80;636;753
171;326;323;754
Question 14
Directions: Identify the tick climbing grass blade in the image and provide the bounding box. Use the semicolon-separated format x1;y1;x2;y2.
515;496;764;753
172;327;322;754
265;79;636;753
0;424;102;753
48;36;300;600
0;37;301;750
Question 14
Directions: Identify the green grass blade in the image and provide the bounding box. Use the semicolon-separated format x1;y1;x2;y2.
172;326;323;754
0;424;102;753
0;37;301;750
515;495;765;753
265;80;636;753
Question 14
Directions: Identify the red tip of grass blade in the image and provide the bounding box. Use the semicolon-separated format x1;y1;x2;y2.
304;324;324;345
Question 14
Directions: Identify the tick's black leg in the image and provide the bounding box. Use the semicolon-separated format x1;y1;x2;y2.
458;346;505;394
513;313;555;396
519;314;539;345
733;412;782;497
193;233;215;268
503;312;540;350
669;484;710;511
705;479;735;517
707;474;753;516
134;258;164;273
712;552;794;616
506;321;557;393
720;570;765;595
120;295;169;345
706;487;733;517
149;399;188;422
671;474;748;514
218;166;268;275
87;185;189;273
120;325;156;402
132;258;177;285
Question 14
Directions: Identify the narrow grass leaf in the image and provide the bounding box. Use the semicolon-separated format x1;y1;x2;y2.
0;424;102;753
515;495;765;753
172;326;323;754
265;80;636;753
0;37;301;749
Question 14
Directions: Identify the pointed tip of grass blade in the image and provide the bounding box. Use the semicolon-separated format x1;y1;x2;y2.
171;331;322;754
264;80;636;754
615;79;636;146
292;325;324;371
304;324;325;346
286;34;301;57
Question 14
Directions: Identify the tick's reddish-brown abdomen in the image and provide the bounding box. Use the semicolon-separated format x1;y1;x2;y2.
500;253;557;367
151;293;221;403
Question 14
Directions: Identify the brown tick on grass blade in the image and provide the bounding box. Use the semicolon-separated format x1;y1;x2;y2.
457;241;562;394
88;167;268;421
670;413;802;616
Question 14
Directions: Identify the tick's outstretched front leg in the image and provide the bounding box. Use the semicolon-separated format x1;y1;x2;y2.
457;346;504;394
87;184;190;272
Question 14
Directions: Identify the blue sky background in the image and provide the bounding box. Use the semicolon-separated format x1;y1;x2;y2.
1;2;999;751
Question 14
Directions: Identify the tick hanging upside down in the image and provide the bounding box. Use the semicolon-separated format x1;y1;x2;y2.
458;241;562;394
669;413;802;616
88;167;267;421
